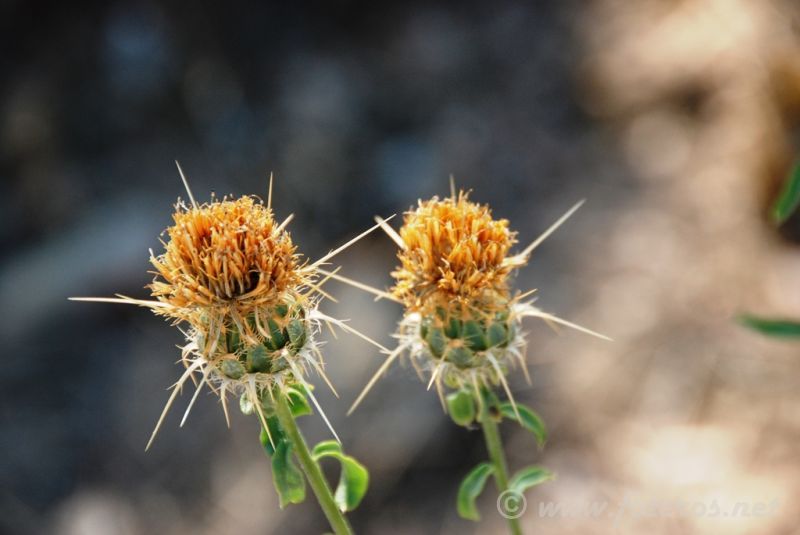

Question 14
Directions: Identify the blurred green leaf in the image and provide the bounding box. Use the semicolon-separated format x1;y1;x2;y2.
456;462;495;521
271;439;306;507
312;440;369;512
259;416;285;456
738;314;800;338
772;161;800;224
499;402;547;448
446;390;476;426
509;465;553;497
286;386;313;417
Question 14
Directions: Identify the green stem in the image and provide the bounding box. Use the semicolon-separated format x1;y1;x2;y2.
479;391;523;535
273;394;354;535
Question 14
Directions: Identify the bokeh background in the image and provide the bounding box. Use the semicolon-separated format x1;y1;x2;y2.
3;0;800;533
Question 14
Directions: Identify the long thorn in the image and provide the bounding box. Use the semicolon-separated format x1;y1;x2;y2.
521;309;612;341
267;172;274;211
220;384;231;428
175;160;198;209
488;354;520;421
146;359;204;450
180;368;210;427
317;268;401;303
287;360;341;444
512;199;585;262
311;310;390;353
373;215;406;250
309;215;396;269
275;213;294;234
348;343;408;415
69;296;172;309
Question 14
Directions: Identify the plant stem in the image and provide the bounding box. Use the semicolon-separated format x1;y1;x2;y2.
273;394;354;535
479;391;523;535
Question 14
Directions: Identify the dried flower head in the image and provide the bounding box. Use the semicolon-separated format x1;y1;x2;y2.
150;195;300;312
345;186;610;415
392;191;518;315
73;165;390;449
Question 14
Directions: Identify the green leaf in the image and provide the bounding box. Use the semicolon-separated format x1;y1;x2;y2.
772;161;800;224
312;441;369;512
739;314;800;338
285;386;313;417
509;465;553;497
311;440;343;457
446;390;476;426
457;462;495;521
259;417;285;456
499;402;547;448
271;439;306;507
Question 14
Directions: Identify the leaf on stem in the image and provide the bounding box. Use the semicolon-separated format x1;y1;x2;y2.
509;465;553;497
311;440;369;512
456;462;495;521
738;314;800;338
271;439;307;507
772;161;800;224
499;402;547;448
446;389;476;426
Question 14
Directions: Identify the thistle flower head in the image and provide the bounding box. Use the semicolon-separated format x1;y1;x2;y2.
149;195;301;314
72;168;391;450
347;189;608;415
392;191;518;315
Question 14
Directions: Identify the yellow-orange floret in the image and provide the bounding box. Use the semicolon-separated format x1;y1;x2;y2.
392;191;517;314
149;196;302;316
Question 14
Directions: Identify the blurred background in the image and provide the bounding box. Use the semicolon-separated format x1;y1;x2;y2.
3;0;800;533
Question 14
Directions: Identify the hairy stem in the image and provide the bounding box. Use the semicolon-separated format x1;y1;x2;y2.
273;394;354;535
480;390;523;535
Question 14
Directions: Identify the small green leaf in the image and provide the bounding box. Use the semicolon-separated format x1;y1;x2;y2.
311;440;343;457
739;314;800;338
499;402;547;448
457;462;495;521
446;390;476;426
271;439;306;507
312;441;369;512
286;386;313;417
509;465;553;497
259;417;285;456
772;161;800;224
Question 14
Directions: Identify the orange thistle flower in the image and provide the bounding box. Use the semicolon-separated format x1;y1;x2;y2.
72;164;391;450
392;191;517;315
341;185;611;414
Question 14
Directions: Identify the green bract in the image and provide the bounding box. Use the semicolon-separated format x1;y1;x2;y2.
218;301;310;379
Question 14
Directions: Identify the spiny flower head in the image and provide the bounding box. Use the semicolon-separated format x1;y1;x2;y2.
392;191;519;315
73;168;391;449
150;195;301;313
348;189;607;414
